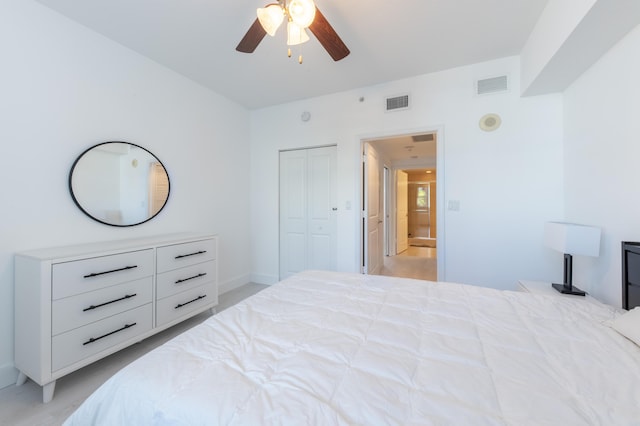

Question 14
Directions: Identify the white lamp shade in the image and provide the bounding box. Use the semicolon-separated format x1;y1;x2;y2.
286;21;309;46
288;0;316;28
544;222;601;257
257;4;284;37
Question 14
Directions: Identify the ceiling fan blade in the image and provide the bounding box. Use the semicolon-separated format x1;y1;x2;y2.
236;18;267;53
308;7;350;61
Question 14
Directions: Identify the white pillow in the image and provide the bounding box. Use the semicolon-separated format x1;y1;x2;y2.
611;307;640;347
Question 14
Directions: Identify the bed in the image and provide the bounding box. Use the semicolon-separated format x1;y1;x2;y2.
64;270;640;425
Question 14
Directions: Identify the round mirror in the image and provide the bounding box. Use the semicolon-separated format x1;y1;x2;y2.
69;141;170;227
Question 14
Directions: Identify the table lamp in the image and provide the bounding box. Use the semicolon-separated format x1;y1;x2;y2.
544;222;601;296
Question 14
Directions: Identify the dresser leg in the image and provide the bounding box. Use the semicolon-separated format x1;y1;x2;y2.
43;381;56;403
16;371;27;386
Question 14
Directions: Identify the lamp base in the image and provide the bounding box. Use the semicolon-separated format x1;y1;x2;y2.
552;283;586;296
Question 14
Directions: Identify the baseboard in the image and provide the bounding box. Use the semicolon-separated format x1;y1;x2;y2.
218;273;252;295
0;363;18;390
250;273;279;286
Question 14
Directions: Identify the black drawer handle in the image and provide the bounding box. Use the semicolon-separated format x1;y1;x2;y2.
175;295;206;309
84;265;138;278
82;323;137;346
175;250;206;259
83;294;137;312
175;273;207;284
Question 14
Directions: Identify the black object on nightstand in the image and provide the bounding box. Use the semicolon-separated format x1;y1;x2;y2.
551;253;586;296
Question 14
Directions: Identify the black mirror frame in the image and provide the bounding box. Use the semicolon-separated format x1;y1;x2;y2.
68;141;171;227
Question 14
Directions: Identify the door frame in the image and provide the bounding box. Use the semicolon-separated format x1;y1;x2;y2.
359;126;445;280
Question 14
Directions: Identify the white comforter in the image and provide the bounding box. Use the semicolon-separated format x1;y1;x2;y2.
65;271;640;425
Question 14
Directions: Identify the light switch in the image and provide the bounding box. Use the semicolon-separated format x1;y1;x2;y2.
346;201;352;210
448;200;460;211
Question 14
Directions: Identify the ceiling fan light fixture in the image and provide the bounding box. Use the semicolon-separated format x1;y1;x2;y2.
286;21;309;46
257;4;284;36
237;1;349;62
288;0;316;28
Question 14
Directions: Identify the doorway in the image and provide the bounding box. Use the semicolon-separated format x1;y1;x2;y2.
406;169;437;246
361;131;440;282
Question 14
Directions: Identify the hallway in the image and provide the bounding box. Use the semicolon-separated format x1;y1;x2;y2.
378;246;437;281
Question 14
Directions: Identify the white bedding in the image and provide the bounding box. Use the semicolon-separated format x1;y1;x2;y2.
65;270;640;425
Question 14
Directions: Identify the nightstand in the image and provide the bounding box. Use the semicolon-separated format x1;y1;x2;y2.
517;280;599;302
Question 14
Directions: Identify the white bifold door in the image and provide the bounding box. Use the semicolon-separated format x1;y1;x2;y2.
279;146;337;280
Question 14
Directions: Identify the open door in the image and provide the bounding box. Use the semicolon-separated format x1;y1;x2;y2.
363;144;383;274
396;170;408;254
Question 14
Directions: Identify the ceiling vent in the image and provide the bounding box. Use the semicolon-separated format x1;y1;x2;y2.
476;75;508;95
411;134;434;143
386;94;409;111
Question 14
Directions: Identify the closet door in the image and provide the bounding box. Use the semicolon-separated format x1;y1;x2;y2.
279;146;337;280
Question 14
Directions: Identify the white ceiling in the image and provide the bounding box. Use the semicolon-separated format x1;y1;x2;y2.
34;0;549;110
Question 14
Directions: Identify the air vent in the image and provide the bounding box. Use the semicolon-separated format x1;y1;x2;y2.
411;134;434;143
386;94;409;111
476;75;508;95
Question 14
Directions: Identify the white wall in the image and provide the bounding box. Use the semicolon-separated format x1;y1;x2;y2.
0;0;252;388
250;56;565;289
563;24;640;305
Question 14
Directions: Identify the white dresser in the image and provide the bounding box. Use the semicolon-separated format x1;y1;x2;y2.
14;233;218;403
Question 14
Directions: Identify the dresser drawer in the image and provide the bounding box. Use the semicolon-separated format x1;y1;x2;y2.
156;260;216;300
52;277;153;336
52;303;152;372
52;249;154;300
156;282;217;327
156;239;216;273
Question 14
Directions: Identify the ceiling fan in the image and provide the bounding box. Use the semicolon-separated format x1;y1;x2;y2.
236;0;350;63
